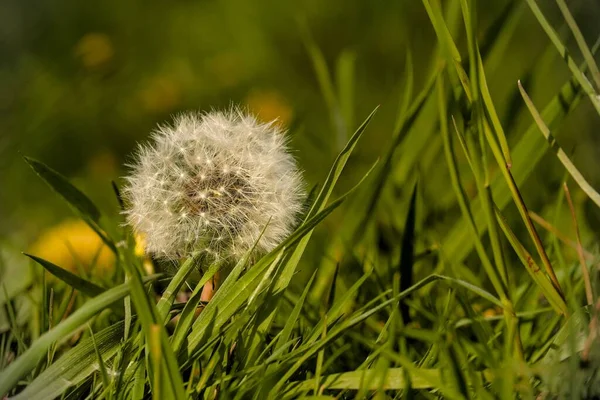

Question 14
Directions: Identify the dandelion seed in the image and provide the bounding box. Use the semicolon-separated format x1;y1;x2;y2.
122;108;304;262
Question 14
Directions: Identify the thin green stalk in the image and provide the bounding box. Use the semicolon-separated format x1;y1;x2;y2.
554;0;600;91
494;207;568;315
518;81;600;208
0;276;157;397
524;0;600;114
437;76;506;301
156;251;203;322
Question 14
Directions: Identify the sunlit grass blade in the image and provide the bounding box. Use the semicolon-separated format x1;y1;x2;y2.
518;81;600;208
422;0;461;64
155;251;203;321
437;75;506;300
523;0;600;114
494;206;568;315
285;367;440;394
117;255;185;399
240;109;378;363
24;253;106;297
441;72;583;265
24;157;116;253
185;180;365;357
555;0;600;90
88;324;110;389
24;157;101;223
171;260;223;355
11;322;124;400
0;275;158;396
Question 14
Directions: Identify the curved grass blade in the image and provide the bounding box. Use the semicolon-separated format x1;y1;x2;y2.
399;181;418;323
240;109;379;364
554;0;600;90
24;157;101;222
24;157;116;253
186;167;374;357
155;251;204;321
518;81;600;208
11;322;125;400
523;0;600;114
171;260;223;355
285;368;440;394
494;206;568;315
24;253;106;297
274;274;500;394
0;276;158;396
440;58;583;266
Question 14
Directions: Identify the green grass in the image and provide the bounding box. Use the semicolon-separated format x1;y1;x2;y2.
1;0;600;398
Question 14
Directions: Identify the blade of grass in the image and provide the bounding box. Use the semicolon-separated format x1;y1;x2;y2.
89;324;110;389
437;76;506;300
24;254;106;297
529;211;595;261
0;275;157;397
441;72;583;265
285;368;439;393
24;157;116;254
12;322;125;400
171;260;224;355
117;254;186;399
555;0;600;89
399;182;418;324
422;0;462;64
518;81;600;208
563;183;594;305
494;206;568;315
24;157;100;222
185;180;364;357
524;0;600;114
274;270;317;354
155;251;203;321
241;109;379;364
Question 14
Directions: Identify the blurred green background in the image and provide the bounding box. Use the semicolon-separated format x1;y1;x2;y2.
1;0;599;284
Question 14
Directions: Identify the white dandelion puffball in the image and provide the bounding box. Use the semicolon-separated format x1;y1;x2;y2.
123;109;304;262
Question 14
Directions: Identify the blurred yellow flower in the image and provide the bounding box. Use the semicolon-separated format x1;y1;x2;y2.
483;307;502;318
29;220;115;278
245;90;292;126
74;33;114;69
134;233;155;275
134;233;146;257
140;76;181;113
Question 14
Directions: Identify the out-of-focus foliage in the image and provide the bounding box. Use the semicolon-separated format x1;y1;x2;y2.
2;0;598;243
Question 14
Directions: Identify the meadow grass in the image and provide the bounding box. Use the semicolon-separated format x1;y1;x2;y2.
1;1;600;399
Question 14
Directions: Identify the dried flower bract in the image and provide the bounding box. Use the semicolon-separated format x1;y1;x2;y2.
123;108;304;262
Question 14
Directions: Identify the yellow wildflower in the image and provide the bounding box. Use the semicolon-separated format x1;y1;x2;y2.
29;220;115;278
74;33;114;69
245;90;292;127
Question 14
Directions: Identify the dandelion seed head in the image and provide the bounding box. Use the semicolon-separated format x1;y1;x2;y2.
122;108;304;262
